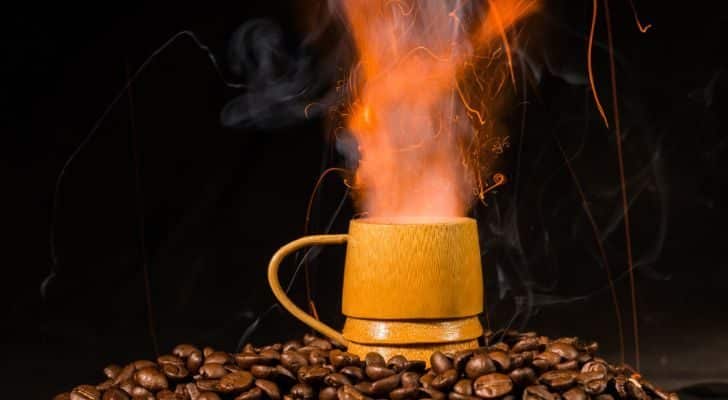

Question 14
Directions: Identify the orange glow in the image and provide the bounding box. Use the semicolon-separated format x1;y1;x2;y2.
341;0;539;218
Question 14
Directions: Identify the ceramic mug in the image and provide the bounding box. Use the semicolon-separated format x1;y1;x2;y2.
268;217;484;361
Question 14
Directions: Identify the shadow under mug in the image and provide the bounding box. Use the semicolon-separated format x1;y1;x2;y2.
268;217;484;362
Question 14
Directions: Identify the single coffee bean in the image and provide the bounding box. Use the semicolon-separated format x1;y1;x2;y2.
196;379;221;392
562;387;588;400
511;337;541;353
447;392;480;400
453;379;473;395
330;350;360;369
261;343;283;353
370;373;401;394
400;372;420;388
260;349;282;364
162;363;189;380
325;372;353;387
275;365;298;384
309;339;333;351
96;379;113;391
509;367;537;387
205;352;233;365
133;360;157;370
104;365;122;380
251;365;277;379
473;373;513;399
235;387;263;400
365;352;385;368
185;382;201;399
134;367;169;391
199;363;229;379
318;387;338;400
452;350;474;372
290;383;315;400
489;342;510;353
283;340;303;353
555;360;579;370
387;355;408;372
298;366;331;384
129;385;153;398
112;364;136;386
101;388;129;400
430;352;453;374
70;385;101;400
337;385;367;400
577;371;607;395
256;379;281;400
390;386;418;400
533;352;561;369
308;349;329;366
581;360;608;376
303;333;317;345
353;381;374;396
464;354;496;379
204;347;216;358
281;351;309;372
156;390;183;400
365;365;395;381
340;366;365;382
198;392;222;400
539;370;576;390
545;343;579;361
187;351;204;373
486;351;510;372
522;385;558;400
219;370;254;393
158;355;184;367
235;352;265;369
418;387;446;400
118;379;135;394
626;378;649;400
430;369;458;390
419;371;436;388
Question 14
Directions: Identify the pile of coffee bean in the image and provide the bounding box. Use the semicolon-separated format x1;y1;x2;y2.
53;330;679;400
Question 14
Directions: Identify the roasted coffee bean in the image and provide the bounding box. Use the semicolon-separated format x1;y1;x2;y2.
185;382;201;399
577;353;593;364
199;363;229;379
275;365;298;384
562;387;588;400
508;367;537;387
113;364;136;386
196;379;221;392
235;387;263;400
281;351;309;372
486;351;510;371
390;386;418;400
365;352;385;367
205;352;233;365
134;367;169;391
156;390;184;400
539;370;576;390
418;387;446;400
318;387;338;400
118;379;135;394
365;365;396;381
577;371;607;395
489;342;510;352
473;373;512;399
533;352;561;370
453;379;473;395
447;392;479;400
218;370;254;393
523;385;558;400
594;395;616;400
640;379;673;400
129;385;153;398
256;379;281;400
626;378;649;400
162;363;189;380
340;366;365;382
187;352;204;373
101;388;129;400
290;383;315;400
104;364;122;380
353;381;374;396
236;352;265;369
133;360;157;370
452;350;474;372
400;372;420;388
511;337;541;353
204;347;216;358
198;392;222;400
545;343;579;361
309;339;333;350
387;355;408;372
337;385;367;400
251;365;276;379
96;379;113;391
555;360;579;370
260;349;282;364
430;369;458;390
308;349;329;366
158;355;185;367
70;385;101;400
581;360;609;376
430;352;453;374
419;371;436;388
509;352;530;369
283;340;303;353
370;373;401;394
298;366;331;384
464;354;496;379
325;372;353;387
330;350;360;369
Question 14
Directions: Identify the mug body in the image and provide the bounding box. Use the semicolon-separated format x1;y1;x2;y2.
340;217;483;360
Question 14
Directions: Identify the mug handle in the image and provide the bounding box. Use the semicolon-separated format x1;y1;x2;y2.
268;234;350;346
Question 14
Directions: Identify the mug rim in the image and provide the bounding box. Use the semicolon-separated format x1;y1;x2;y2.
351;216;475;226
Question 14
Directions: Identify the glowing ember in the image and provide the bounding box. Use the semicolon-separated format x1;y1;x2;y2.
340;0;539;218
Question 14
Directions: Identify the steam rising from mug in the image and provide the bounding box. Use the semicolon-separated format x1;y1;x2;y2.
340;0;539;218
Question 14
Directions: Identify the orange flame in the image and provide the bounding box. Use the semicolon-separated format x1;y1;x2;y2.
341;0;539;218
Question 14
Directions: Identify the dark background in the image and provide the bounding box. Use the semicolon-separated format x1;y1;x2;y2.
3;1;727;398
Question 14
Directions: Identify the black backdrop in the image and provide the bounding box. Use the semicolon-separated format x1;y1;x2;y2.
4;1;728;398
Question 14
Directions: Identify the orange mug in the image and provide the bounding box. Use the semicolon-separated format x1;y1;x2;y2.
268;217;484;361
